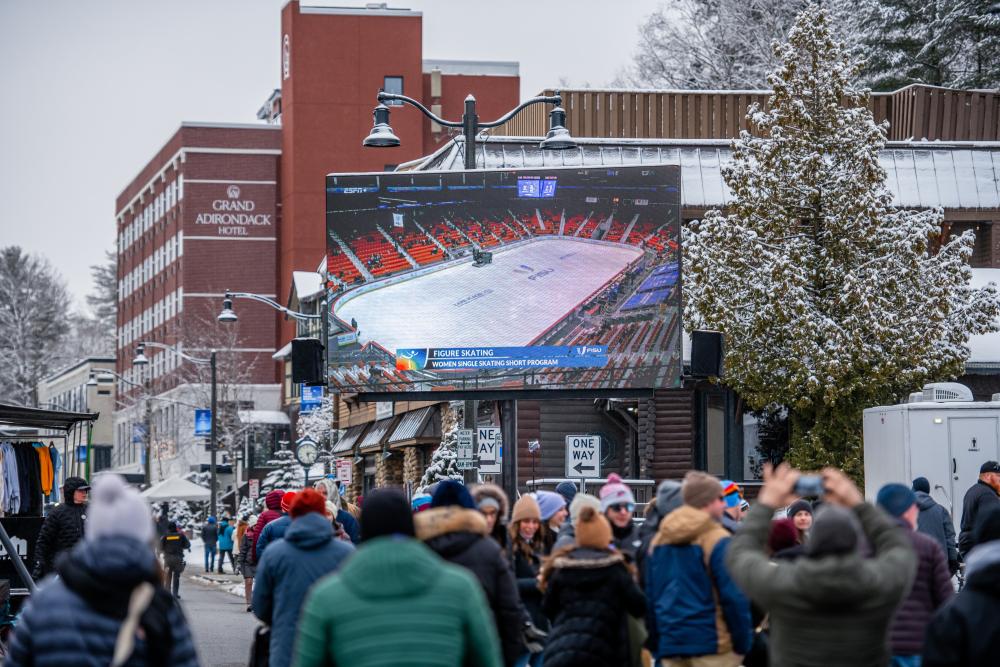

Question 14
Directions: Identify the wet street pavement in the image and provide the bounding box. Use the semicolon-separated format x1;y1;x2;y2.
178;571;257;667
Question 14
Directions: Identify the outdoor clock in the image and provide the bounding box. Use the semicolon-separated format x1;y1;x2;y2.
295;438;319;466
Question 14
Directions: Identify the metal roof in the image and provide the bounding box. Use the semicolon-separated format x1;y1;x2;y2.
388;406;435;443
358;416;396;452
0;403;98;431
407;137;1000;210
332;423;367;455
237;410;291;426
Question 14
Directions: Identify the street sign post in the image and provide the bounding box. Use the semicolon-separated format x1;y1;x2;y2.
456;429;475;470
248;478;260;500
477;427;502;474
565;435;601;478
336;459;353;485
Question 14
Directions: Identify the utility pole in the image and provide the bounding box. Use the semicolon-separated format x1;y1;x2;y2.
209;350;218;518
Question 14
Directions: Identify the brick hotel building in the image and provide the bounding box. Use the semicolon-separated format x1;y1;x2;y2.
111;0;520;482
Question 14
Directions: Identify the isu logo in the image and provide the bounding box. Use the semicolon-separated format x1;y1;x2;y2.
227;185;241;199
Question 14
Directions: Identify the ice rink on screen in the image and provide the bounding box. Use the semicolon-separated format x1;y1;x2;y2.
334;237;642;352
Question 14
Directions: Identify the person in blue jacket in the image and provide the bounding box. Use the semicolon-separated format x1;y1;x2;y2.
252;488;354;667
645;471;752;667
217;516;236;573
7;474;199;667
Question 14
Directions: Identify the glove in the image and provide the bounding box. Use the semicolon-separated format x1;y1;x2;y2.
522;621;547;654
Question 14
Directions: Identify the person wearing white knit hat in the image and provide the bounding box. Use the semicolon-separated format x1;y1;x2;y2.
86;473;155;544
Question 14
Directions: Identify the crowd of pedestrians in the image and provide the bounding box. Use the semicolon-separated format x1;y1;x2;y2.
7;459;1000;666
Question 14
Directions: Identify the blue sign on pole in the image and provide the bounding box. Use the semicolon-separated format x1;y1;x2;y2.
131;424;147;444
300;385;324;413
194;409;212;437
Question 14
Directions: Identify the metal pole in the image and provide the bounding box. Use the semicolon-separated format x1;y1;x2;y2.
463;399;477;485
144;374;152;486
210;351;218;518
462;95;478;170
84;422;93;482
500;399;517;501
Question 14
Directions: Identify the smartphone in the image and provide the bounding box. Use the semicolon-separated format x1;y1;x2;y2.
794;475;824;497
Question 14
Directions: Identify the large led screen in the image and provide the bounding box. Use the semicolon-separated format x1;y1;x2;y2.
325;165;681;394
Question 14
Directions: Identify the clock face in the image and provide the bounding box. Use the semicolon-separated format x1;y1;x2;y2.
296;442;318;466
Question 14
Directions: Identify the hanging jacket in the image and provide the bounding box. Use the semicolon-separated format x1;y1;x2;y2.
35;445;53;497
252;512;354;667
5;536;199;667
541;548;647;667
48;446;61;503
32;477;89;578
1;442;22;513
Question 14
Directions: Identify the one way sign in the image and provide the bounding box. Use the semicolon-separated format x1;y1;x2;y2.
565;435;601;479
477;427;502;475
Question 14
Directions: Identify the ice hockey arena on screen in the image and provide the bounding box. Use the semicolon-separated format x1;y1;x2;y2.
325;166;682;393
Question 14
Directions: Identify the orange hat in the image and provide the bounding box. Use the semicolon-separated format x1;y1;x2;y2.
290;489;326;518
511;495;541;524
280;491;298;513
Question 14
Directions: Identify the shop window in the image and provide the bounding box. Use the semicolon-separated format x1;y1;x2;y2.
383;76;403;105
363;455;377;494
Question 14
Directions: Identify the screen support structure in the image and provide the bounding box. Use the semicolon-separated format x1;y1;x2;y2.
500;399;517;503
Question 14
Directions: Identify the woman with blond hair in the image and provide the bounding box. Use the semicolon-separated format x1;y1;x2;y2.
508;495;547;667
313;477;360;543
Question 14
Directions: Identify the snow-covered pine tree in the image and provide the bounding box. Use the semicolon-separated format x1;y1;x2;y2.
684;4;1000;477
260;445;303;495
419;401;465;490
296;394;336;467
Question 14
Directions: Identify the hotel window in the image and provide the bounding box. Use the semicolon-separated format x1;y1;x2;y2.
383;76;403;105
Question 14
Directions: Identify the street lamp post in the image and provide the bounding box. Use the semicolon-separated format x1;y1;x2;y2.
133;342;218;517
362;91;574;500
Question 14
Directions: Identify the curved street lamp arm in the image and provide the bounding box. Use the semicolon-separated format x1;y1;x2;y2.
479;95;563;129
226;291;321;321
377;92;465;128
139;340;211;364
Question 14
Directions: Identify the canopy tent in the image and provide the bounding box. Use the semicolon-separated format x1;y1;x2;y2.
141;476;211;502
0;402;98;431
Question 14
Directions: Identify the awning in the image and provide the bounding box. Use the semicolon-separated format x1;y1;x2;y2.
332;423;367;455
272;342;292;361
357;416;397;453
141;476;211;502
0;403;98;431
388;406;440;448
238;410;291;426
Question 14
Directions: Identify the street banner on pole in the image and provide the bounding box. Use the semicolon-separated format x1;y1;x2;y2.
194;409;212;437
565;435;600;478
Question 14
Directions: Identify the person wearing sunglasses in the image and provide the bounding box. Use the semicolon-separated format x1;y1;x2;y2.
599;473;642;563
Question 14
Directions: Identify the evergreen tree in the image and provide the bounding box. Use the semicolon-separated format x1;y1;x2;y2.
260;445;303;494
684;4;1000;477
419;402;465;489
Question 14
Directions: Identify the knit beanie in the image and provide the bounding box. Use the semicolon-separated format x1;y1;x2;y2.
511;494;541;524
207;516;217;524
554;481;578;505
768;518;799;553
787;499;813;519
535;491;567;521
431;480;476;509
290;488;326;518
720;480;742;508
569;493;602;524
280;491;298;514
876;483;917;518
575;506;613;550
806;505;861;557
265;489;285;510
655;480;683;517
86;473;154;545
599;474;636;512
360;488;415;542
411;494;433;513
912;477;931;494
682;471;722;509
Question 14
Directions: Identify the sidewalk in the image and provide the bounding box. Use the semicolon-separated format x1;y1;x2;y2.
187;568;245;598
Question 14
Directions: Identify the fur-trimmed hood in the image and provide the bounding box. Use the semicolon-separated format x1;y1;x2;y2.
414;506;488;542
470;483;510;519
550;547;625;570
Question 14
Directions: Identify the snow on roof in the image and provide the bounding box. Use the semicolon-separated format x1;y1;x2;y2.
410;138;1000;210
237;410;291;426
292;271;324;302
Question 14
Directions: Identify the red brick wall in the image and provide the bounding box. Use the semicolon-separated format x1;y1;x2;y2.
422;72;521;152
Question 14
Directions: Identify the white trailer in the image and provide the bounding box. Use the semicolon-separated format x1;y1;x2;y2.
863;383;1000;532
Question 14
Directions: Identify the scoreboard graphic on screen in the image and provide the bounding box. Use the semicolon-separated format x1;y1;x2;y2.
324;165;682;394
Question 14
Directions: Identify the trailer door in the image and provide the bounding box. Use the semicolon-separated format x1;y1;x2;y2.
948;417;999;519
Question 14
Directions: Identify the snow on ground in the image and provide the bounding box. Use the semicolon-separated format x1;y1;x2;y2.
335;238;642;351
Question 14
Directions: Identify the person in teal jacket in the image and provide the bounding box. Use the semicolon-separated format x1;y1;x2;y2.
217;516;236;573
293;488;502;667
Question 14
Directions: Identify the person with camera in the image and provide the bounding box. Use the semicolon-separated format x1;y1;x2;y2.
726;465;916;667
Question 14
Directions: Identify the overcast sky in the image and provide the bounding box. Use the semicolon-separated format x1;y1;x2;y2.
0;0;659;307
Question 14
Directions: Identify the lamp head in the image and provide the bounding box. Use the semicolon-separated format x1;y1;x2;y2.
133;344;149;366
539;105;576;151
362;104;401;148
218;295;238;323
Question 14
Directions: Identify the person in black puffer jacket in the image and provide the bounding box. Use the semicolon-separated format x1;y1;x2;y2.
540;505;646;667
958;462;1000;557
923;505;1000;666
32;476;90;579
7;473;198;667
416;481;526;667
